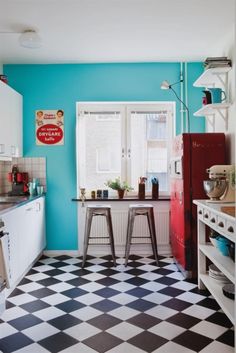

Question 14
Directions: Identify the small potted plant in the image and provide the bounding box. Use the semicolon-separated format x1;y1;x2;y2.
105;178;133;199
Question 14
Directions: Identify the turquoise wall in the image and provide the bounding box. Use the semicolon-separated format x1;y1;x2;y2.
4;63;204;250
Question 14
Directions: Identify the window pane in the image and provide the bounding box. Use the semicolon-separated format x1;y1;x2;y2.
130;113;147;189
130;112;169;193
83;112;122;189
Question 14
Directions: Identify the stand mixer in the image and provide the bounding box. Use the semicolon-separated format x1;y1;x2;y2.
204;165;235;203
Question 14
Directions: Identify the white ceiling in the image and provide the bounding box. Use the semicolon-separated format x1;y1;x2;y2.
0;0;235;64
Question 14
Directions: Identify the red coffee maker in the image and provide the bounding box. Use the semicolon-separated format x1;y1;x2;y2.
8;165;29;195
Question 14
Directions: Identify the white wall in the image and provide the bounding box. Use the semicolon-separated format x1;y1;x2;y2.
0;63;3;74
207;25;235;164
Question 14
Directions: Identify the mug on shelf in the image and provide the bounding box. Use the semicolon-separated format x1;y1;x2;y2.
208;88;226;103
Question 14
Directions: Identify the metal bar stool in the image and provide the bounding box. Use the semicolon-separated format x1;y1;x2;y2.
82;205;116;267
125;204;159;266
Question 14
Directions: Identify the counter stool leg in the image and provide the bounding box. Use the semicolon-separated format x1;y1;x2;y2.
147;210;159;266
106;211;116;266
125;210;135;267
82;210;93;268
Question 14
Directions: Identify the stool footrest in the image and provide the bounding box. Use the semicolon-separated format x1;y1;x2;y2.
130;236;152;239
130;242;152;245
88;242;111;245
89;236;110;239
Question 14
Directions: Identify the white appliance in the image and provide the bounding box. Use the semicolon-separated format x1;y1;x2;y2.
0;219;11;316
206;165;235;203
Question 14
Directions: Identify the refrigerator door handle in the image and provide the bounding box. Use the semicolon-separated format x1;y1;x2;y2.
179;191;183;204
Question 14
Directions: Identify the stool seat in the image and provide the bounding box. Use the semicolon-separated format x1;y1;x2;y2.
87;204;111;208
82;205;116;267
125;204;159;266
129;204;153;208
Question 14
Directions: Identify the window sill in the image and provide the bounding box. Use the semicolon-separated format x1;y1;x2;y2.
72;195;170;202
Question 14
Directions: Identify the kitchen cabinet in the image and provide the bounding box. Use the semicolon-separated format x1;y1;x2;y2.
193;67;231;131
1;197;46;290
194;199;235;326
0;80;22;159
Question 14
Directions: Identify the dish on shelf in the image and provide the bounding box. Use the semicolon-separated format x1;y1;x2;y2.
222;283;235;300
209;264;222;275
209;264;230;284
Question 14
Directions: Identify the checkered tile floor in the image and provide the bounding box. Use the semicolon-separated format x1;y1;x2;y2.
0;255;234;353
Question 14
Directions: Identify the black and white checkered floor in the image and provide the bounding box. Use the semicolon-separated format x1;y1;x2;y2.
0;255;234;353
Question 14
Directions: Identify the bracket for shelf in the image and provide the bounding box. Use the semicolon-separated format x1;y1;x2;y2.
217;108;228;131
206;115;215;132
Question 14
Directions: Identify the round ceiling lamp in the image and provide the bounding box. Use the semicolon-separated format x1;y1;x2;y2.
18;29;42;49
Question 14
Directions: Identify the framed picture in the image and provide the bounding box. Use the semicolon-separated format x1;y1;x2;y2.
35;109;64;145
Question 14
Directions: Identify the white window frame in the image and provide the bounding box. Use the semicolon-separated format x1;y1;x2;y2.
76;101;176;197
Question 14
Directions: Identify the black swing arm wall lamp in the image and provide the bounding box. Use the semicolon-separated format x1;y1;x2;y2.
160;78;190;133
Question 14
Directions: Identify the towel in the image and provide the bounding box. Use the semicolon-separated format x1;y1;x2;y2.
0;232;11;288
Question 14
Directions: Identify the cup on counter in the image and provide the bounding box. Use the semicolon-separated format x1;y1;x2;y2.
37;186;44;196
28;182;35;196
33;178;39;186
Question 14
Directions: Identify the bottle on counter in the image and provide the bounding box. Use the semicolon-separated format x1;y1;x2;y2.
138;177;147;200
151;177;159;200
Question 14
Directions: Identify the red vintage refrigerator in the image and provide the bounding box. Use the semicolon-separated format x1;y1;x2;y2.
170;133;226;279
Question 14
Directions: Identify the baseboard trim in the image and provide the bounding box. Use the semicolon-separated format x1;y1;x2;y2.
43;250;80;257
43;244;171;258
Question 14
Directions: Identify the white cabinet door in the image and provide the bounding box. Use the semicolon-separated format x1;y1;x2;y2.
33;198;46;260
18;198;46;270
1;197;46;289
9;87;22;157
0;81;12;157
1;208;21;287
18;203;34;274
0;81;22;158
27;198;46;264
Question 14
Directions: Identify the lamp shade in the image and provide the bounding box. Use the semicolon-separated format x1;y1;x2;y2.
19;30;42;49
160;80;170;90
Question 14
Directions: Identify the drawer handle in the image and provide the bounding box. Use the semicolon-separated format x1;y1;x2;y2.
218;221;224;228
26;207;33;212
227;226;234;233
198;210;202;215
204;214;209;219
210;218;216;223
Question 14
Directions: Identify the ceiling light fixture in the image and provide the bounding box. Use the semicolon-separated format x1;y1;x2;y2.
0;29;42;49
160;78;190;132
18;30;42;49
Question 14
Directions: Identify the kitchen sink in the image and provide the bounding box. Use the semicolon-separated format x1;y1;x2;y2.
0;196;28;203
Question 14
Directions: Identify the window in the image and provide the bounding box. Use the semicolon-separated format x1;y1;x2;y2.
76;102;175;196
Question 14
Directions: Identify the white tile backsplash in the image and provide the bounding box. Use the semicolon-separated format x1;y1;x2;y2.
0;157;46;194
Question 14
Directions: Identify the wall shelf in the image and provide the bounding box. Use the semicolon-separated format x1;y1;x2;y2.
193;103;230;131
193;103;230;116
193;67;231;131
193;67;231;88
